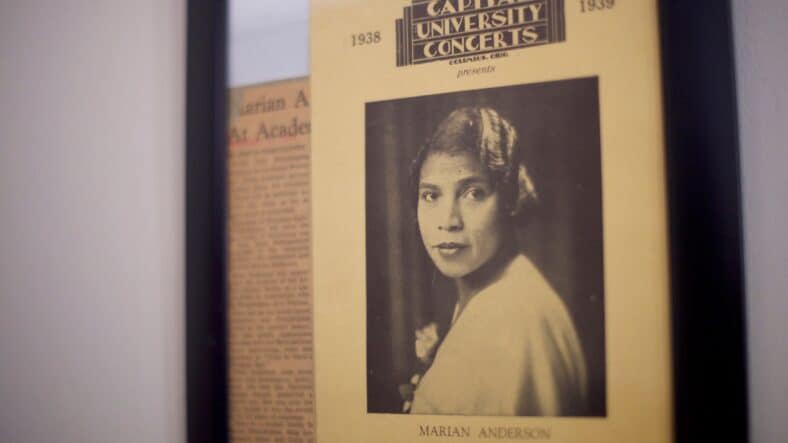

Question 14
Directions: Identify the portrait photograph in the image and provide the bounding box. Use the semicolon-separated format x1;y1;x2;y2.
365;78;606;417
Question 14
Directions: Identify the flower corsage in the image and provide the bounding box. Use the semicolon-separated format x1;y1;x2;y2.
400;321;439;413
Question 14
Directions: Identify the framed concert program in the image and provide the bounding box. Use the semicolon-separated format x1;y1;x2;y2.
185;1;748;442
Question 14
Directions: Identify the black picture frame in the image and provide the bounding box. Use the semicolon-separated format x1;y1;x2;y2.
658;1;748;441
186;1;227;442
185;1;748;441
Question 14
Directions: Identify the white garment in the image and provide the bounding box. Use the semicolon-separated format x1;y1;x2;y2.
411;255;588;416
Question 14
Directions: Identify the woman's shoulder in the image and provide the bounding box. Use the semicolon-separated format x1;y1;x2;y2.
470;255;571;327
437;256;570;362
422;255;588;415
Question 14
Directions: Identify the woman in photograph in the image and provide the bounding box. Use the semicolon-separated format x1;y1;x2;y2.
408;107;588;416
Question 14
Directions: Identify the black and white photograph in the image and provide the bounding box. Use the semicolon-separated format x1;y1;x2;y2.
365;78;606;417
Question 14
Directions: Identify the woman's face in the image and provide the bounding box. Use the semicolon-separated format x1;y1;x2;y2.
417;150;505;279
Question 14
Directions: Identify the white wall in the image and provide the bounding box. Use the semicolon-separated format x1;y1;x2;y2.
0;1;785;442
228;0;308;86
0;1;185;442
733;1;788;442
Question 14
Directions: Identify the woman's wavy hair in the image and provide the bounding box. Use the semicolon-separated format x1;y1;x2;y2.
410;106;538;220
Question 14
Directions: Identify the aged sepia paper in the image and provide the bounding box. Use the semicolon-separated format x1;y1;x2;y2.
311;0;671;442
227;78;314;442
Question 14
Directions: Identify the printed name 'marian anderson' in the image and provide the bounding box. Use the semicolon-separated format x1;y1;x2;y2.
418;424;551;439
